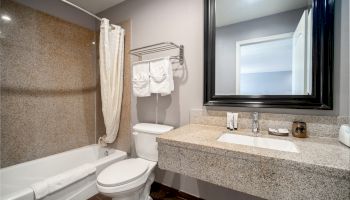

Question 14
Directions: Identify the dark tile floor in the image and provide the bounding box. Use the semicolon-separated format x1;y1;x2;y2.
89;182;202;200
88;193;110;200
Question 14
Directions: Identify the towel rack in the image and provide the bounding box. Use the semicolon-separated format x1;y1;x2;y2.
129;42;184;65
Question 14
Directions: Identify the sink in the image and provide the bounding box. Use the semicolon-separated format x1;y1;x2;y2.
217;133;299;153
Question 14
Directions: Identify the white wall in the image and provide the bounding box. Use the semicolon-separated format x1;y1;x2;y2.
99;0;349;199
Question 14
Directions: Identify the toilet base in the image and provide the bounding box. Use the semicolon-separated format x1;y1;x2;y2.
106;172;155;200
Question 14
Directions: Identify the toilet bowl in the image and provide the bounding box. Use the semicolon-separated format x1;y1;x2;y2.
96;123;173;200
97;158;156;200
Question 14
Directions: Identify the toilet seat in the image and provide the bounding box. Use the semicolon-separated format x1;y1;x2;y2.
97;158;157;194
97;158;149;187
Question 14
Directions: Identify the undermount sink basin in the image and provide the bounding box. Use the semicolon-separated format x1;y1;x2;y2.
217;133;299;153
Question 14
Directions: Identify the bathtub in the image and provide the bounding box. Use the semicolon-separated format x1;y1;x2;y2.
0;144;127;200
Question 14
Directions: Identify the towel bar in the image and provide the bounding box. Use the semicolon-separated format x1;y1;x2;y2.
129;42;184;65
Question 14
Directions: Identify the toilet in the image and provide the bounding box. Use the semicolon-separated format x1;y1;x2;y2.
96;123;174;200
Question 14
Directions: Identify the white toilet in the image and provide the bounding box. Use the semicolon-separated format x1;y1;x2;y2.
96;123;173;200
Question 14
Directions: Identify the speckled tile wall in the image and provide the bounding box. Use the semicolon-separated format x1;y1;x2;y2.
0;0;97;167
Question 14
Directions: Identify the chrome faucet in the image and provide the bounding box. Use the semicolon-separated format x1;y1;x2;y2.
252;112;259;136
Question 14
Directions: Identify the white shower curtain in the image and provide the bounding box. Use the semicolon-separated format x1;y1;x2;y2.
98;18;125;145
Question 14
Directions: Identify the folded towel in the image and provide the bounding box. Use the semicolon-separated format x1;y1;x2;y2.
132;61;151;97
149;57;174;96
31;164;96;199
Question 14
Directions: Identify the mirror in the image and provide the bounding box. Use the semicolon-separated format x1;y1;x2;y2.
215;0;313;95
204;0;334;109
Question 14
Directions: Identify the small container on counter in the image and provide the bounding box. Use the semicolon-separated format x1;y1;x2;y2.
292;121;307;138
226;112;233;130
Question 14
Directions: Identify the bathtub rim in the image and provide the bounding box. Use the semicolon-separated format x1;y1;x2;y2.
1;144;111;172
1;144;127;200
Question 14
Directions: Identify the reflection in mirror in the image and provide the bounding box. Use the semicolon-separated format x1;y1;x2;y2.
215;0;313;95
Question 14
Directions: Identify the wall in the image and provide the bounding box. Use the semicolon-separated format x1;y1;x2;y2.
0;0;97;167
347;0;350;122
100;0;349;127
334;0;350;117
99;0;204;128
216;9;303;95
99;0;349;199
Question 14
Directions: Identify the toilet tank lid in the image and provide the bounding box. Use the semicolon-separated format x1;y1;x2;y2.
133;123;174;134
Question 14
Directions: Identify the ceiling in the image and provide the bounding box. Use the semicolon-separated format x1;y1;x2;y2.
67;0;126;14
216;0;310;27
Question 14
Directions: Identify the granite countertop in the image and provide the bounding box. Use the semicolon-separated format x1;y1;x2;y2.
157;124;350;179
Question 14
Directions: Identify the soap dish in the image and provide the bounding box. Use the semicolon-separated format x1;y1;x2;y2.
268;128;289;136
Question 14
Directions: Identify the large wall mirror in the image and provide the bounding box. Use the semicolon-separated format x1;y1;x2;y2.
204;0;334;109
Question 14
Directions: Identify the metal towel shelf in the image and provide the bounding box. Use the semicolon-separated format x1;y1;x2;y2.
129;42;184;65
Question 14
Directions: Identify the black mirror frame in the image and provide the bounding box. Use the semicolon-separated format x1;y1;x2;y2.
204;0;334;109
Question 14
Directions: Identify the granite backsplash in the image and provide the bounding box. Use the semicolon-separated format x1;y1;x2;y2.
190;109;349;138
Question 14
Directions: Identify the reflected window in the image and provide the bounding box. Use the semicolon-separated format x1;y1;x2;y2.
237;34;293;95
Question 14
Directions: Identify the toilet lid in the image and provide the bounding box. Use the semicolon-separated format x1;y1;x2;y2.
97;159;149;187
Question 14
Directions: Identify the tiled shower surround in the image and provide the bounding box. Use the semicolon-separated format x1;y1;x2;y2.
0;0;97;167
1;1;132;168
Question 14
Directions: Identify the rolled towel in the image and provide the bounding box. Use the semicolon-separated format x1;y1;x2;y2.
31;164;96;199
31;181;49;200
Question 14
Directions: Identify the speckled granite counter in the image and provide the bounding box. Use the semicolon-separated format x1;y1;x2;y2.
156;124;350;200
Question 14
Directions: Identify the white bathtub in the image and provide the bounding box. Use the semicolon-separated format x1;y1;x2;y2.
0;144;127;200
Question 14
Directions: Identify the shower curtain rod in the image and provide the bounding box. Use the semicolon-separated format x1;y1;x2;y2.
61;0;102;21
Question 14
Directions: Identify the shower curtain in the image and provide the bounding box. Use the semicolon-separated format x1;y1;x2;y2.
98;18;125;145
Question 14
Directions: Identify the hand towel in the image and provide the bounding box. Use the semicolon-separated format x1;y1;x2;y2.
31;164;96;199
132;61;151;97
149;57;174;96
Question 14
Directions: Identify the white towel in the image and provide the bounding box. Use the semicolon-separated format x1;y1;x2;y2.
132;61;151;97
31;164;96;199
149;57;174;96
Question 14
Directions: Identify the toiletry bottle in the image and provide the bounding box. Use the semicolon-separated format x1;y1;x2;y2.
226;112;233;130
233;113;238;130
229;115;234;131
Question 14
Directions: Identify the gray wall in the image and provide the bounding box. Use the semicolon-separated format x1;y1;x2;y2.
99;0;204;127
14;0;96;30
99;0;350;127
99;0;349;199
334;0;350;117
216;9;303;95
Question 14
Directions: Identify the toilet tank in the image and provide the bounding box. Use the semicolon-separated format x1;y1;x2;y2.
133;123;174;162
